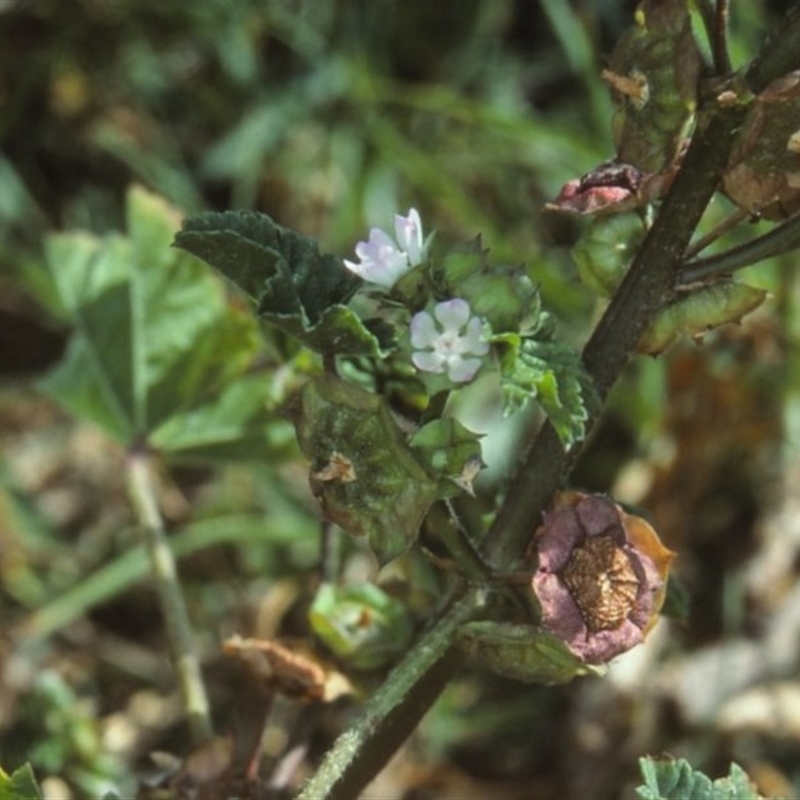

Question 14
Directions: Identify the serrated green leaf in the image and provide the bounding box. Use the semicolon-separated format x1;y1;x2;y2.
458;622;604;684
39;187;276;461
174;211;380;356
290;375;438;564
0;763;43;800
309;582;414;670
637;757;761;800
498;334;597;448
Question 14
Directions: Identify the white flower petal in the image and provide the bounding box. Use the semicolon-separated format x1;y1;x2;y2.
395;208;424;265
463;316;490;355
412;350;446;373
364;227;396;252
447;356;482;383
434;298;470;332
345;227;410;288
410;311;438;347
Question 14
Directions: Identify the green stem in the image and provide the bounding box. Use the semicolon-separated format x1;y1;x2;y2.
296;589;485;800
126;451;213;746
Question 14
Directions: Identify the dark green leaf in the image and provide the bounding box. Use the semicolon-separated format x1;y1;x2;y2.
459;622;604;684
605;0;701;172
174;211;381;356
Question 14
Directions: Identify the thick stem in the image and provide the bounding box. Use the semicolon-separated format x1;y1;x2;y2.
126;451;213;746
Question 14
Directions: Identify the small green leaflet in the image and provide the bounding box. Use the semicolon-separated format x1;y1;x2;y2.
309;582;414;670
497;331;597;449
637;757;761;800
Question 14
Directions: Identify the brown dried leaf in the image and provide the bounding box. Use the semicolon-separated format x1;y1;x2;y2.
222;634;353;702
722;71;800;219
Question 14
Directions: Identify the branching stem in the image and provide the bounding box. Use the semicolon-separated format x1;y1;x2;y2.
680;211;800;283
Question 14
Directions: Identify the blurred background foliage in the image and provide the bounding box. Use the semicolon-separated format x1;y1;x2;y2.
2;0;800;798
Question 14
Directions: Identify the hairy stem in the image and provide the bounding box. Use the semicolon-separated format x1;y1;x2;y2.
297;589;483;800
126;451;213;746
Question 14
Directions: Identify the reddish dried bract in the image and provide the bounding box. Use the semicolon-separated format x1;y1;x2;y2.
531;492;674;664
546;159;677;217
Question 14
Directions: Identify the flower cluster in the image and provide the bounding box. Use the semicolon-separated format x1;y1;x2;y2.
531;492;674;664
344;208;425;289
346;209;490;384
410;299;489;383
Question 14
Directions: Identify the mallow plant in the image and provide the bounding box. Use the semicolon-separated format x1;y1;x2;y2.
8;1;800;798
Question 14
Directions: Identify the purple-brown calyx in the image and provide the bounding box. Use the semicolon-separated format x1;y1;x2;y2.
531;493;674;664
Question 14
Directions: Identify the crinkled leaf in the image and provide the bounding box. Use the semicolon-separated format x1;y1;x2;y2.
498;332;598;448
309;582;414;670
174;211;382;356
0;763;43;800
408;417;483;497
639;281;768;356
458;622;604;684
437;237;538;332
603;0;701;172
289;375;438;565
637;757;761;800
39;187;276;461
